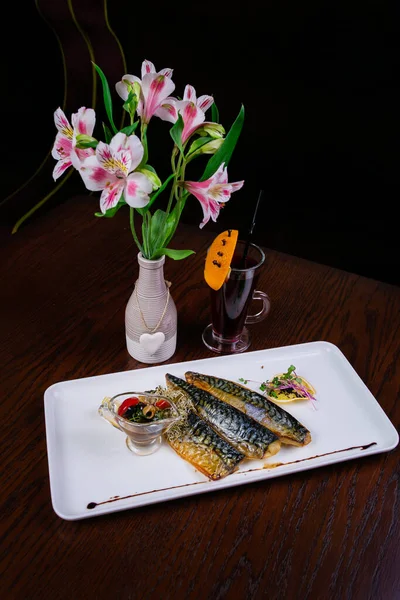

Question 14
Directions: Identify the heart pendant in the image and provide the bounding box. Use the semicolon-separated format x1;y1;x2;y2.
139;332;166;355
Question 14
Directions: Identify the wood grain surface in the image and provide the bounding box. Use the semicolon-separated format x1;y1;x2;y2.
1;197;399;600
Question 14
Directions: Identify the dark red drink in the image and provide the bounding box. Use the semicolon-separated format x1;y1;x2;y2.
210;253;260;341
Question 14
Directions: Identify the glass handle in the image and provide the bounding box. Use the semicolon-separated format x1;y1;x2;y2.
245;290;271;324
98;397;121;431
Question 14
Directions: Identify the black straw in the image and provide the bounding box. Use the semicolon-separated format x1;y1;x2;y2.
241;189;264;267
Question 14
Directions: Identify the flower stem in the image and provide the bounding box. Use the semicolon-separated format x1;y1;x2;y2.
140;122;148;164
145;211;152;257
167;151;184;214
129;207;143;254
166;175;176;215
162;157;190;248
179;161;187;200
164;146;182;219
171;147;177;173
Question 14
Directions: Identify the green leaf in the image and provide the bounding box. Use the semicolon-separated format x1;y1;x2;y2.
95;199;126;218
103;123;113;143
120;122;139;135
200;104;245;181
186;137;213;157
162;197;188;247
93;63;118;134
153;248;195;261
136;173;175;216
170;114;184;154
147;209;172;254
283;365;296;379
211;101;219;124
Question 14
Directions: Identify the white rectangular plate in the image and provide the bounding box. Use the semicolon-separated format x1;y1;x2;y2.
44;341;398;520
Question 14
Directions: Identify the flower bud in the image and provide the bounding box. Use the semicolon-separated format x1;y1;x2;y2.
186;137;224;163
197;138;224;154
195;123;225;139
137;167;161;190
75;134;98;149
122;78;141;99
122;81;142;117
131;81;142;99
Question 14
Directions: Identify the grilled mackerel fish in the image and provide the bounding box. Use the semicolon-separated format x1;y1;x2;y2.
185;371;311;446
166;373;281;459
164;409;244;480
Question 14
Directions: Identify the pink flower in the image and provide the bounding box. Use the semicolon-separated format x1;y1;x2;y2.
77;132;153;214
52;107;96;180
176;85;214;143
183;164;244;228
116;60;177;125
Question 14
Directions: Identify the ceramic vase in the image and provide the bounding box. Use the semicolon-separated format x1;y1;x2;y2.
125;253;177;363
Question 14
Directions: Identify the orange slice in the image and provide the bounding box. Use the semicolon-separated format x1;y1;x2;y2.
204;229;239;290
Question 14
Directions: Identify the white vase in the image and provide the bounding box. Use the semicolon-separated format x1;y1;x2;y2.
125;253;177;363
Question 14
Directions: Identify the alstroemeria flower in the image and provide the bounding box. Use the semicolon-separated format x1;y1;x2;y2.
116;60;177;124
175;85;214;143
77;132;153;214
183;164;244;228
52;107;95;180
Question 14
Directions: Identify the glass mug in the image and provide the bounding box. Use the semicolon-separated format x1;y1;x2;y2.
202;240;271;354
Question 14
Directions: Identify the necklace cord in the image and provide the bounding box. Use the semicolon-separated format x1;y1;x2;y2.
135;284;170;333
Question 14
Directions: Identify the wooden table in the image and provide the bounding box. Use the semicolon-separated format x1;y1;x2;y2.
2;197;399;600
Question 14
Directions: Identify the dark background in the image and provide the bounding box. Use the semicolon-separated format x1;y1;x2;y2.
2;0;399;285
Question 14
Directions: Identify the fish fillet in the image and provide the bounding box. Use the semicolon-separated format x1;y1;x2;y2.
166;373;281;459
165;409;244;480
185;371;311;446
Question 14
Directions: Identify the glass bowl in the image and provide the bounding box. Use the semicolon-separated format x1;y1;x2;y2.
99;392;180;455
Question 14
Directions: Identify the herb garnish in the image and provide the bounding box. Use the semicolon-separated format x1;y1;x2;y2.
238;365;317;407
123;402;170;423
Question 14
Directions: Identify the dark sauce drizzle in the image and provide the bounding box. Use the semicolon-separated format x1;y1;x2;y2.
87;481;207;509
255;442;378;472
87;442;377;510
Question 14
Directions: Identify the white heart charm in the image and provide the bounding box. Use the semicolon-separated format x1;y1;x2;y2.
139;332;166;355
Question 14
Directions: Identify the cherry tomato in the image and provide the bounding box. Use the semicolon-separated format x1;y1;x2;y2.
118;396;140;416
155;399;170;410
